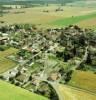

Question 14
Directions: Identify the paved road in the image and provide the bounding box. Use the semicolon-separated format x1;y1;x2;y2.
35;76;64;100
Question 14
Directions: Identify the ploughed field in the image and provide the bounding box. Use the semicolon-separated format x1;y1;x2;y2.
0;5;96;28
0;5;96;99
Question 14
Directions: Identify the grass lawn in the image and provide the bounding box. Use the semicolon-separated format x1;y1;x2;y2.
0;80;48;100
0;48;18;73
51;12;96;27
68;70;96;93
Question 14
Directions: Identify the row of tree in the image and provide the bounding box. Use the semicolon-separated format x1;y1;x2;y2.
0;0;78;6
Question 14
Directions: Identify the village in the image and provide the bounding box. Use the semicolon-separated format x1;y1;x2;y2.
0;24;96;99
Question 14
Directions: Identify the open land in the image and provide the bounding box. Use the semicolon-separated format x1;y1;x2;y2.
0;80;48;100
0;5;96;28
0;48;18;73
0;1;96;100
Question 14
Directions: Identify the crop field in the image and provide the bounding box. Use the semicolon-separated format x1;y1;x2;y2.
58;84;96;100
0;48;18;73
51;12;96;28
77;17;96;28
0;2;96;100
68;70;96;93
0;80;48;100
0;5;96;28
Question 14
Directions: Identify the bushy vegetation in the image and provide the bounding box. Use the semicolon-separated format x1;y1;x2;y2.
0;6;96;98
0;45;10;51
36;82;59;100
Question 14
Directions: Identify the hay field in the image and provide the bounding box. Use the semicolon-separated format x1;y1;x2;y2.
68;70;96;93
58;84;96;100
0;48;18;73
77;17;96;28
0;5;96;28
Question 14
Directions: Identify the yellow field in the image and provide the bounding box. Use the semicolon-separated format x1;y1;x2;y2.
0;48;18;73
77;17;96;28
68;70;96;93
58;84;96;100
0;5;96;28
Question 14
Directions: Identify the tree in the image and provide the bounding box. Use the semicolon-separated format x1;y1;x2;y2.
0;75;4;80
86;51;92;64
0;8;3;17
58;0;65;6
29;76;32;81
65;70;73;83
15;82;20;86
9;77;14;82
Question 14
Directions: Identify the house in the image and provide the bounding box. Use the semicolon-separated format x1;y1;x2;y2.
0;37;9;45
10;40;19;46
3;68;19;81
16;74;29;83
47;72;61;81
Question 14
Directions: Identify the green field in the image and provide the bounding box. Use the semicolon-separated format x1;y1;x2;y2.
0;48;18;73
0;80;48;100
51;12;96;27
1;79;95;100
0;5;96;28
68;70;96;93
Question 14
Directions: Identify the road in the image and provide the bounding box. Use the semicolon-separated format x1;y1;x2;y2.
77;46;88;68
35;75;64;100
2;47;95;100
